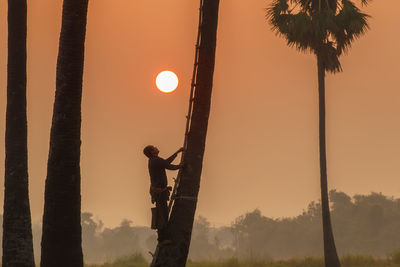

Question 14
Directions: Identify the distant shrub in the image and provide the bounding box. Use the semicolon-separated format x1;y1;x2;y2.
86;253;147;267
281;257;323;267
187;259;223;267
188;257;323;267
87;254;396;267
221;258;240;267
341;254;376;266
392;249;400;265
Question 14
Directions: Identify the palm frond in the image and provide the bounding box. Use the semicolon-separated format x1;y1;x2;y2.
333;0;370;54
266;0;289;19
318;42;342;73
360;0;371;6
268;0;319;53
266;0;370;72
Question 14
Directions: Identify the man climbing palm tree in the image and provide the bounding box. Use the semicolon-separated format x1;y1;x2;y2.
152;0;220;265
143;146;184;246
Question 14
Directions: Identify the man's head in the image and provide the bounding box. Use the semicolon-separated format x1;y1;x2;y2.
143;145;159;158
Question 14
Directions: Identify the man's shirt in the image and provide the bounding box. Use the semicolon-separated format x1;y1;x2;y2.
148;153;180;188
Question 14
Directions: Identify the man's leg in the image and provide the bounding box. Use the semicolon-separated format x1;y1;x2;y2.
156;192;170;242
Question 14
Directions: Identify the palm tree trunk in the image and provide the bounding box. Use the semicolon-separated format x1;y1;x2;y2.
151;0;220;266
2;0;35;266
317;53;341;267
40;1;89;266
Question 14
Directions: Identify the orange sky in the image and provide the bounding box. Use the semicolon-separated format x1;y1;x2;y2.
0;0;399;228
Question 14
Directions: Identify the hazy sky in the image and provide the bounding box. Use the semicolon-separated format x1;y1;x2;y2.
0;0;399;228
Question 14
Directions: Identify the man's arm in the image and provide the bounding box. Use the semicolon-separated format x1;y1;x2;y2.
155;157;182;170
158;158;182;170
165;152;178;164
165;147;184;164
164;162;181;170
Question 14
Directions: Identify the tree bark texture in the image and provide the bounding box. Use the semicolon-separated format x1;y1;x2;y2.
2;0;35;266
317;54;341;267
40;0;88;266
152;0;220;266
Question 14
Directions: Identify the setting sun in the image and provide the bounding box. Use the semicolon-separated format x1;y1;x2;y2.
155;70;179;93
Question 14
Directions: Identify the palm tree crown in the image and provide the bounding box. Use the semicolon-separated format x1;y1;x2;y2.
267;0;370;72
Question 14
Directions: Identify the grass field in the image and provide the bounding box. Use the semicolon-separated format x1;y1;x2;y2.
86;253;400;267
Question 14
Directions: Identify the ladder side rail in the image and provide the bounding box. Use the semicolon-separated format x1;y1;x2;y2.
167;0;204;215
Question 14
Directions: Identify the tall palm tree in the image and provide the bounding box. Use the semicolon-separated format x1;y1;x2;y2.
40;0;89;266
267;0;370;266
2;0;35;266
152;0;220;266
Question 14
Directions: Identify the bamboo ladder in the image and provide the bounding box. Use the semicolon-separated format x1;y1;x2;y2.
150;0;204;265
167;0;204;215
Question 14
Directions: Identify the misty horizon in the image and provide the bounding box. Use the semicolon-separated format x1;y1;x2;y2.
2;190;399;264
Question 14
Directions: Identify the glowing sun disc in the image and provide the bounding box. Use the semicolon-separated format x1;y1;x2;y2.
156;71;179;93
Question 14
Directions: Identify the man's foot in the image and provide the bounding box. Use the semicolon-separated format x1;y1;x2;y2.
158;240;172;247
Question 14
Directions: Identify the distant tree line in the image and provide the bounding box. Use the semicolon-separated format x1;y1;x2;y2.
190;190;400;260
0;191;399;264
229;190;400;259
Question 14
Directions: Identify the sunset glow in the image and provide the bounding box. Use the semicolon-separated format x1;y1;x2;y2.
0;0;399;232
155;70;179;93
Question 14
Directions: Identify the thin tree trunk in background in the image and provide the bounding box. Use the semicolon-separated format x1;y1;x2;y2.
40;0;89;266
2;0;35;266
317;53;341;267
152;0;220;266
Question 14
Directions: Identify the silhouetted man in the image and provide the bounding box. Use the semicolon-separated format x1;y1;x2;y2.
143;145;183;246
